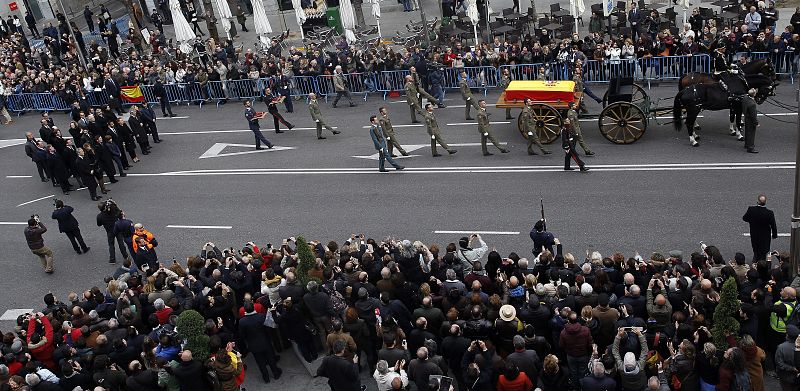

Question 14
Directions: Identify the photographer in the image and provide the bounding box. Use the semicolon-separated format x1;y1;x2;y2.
51;199;90;255
24;215;55;273
96;199;127;264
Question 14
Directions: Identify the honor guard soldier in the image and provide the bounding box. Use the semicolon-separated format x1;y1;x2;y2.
379;107;409;157
522;99;551;155
424;104;457;157
309;93;340;139
405;75;424;124
562;118;589;172
567;101;593;155
459;71;481;120
477;100;509;156
498;69;513;120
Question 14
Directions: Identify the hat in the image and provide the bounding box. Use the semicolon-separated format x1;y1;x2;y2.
10;338;23;354
788;325;800;340
624;352;637;370
499;305;517;322
668;250;683;260
459;237;470;249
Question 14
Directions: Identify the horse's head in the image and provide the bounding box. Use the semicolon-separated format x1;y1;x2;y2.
754;82;777;104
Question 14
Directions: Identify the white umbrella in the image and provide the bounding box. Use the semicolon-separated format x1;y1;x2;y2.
340;0;357;43
252;0;273;46
466;0;479;46
371;0;381;38
569;0;584;34
680;0;690;24
215;0;233;39
169;0;196;54
292;0;306;40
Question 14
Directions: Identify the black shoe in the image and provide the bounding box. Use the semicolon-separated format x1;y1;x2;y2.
267;145;274;149
528;151;537;155
123;166;131;170
506;116;514;120
332;104;338;108
154;139;162;143
580;166;590;172
63;191;70;195
109;259;117;264
349;103;357;107
466;117;474;120
332;130;341;135
500;149;510;153
412;120;421;124
110;179;119;183
543;150;552;155
395;166;405;170
318;136;327;139
92;196;102;201
76;249;82;254
747;148;759;153
401;152;409;156
379;168;388;172
169;113;176;117
83;247;90;253
483;152;493;156
273;369;282;380
585;151;595;156
288;125;295;130
276;130;284;133
438;104;447;108
120;173;127;177
41;178;48;182
256;146;265;150
448;149;457;154
432;153;442;157
564;167;576;171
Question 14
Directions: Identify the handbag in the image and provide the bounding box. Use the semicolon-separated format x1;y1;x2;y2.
263;310;277;328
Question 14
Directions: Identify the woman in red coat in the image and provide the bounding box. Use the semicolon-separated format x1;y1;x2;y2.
26;313;56;370
497;363;534;391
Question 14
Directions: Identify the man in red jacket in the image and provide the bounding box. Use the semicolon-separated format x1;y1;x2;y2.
26;313;56;370
560;312;594;387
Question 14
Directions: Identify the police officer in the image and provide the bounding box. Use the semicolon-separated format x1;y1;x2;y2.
309;93;340;139
522;99;551;155
244;100;273;150
477;100;509;156
265;87;294;133
405;75;424;124
770;287;798;360
562;118;589;172
567;101;593;155
424;104;457;157
742;88;758;153
498;69;513;120
331;65;356;108
459;71;481;120
51;199;90;255
370;115;405;172
378;107;408;157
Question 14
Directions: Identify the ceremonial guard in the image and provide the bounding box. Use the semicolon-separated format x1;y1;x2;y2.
405;75;423;124
244;100;273;150
562;118;589;172
424;104;457;157
459;71;481;120
331;66;356;108
309;93;340;139
498;69;513;119
477;100;509;156
379;107;408;157
567;101;593;155
522;99;551;155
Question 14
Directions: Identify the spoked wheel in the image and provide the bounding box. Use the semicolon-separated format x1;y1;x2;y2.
598;102;647;144
514;103;562;143
602;83;647;107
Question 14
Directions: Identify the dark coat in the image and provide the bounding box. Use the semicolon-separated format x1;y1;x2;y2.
581;374;617;391
316;354;361;391
51;206;79;232
75;156;96;184
238;312;272;352
171;359;207;391
743;206;778;241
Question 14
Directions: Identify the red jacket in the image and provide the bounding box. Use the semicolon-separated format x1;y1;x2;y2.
27;316;55;370
155;307;173;325
497;372;534;391
559;322;593;358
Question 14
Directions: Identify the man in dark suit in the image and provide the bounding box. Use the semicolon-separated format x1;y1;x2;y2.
238;300;282;383
138;105;162;143
743;194;778;261
628;2;643;40
25;132;48;182
39;119;54;144
317;339;362;391
104;74;122;115
75;148;100;201
152;78;175;117
51;200;90;254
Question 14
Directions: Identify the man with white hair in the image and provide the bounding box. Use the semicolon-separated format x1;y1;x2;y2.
374;359;409;391
581;361;616;391
331;65;356;108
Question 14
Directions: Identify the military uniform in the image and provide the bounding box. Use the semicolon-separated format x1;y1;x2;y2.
567;107;592;155
309;99;340;139
477;107;508;155
332;72;355;107
245;106;273;149
370;124;404;171
411;71;443;107
498;74;513;119
460;78;481;120
405;81;423;123
562;123;587;171
379;113;408;156
521;106;550;155
424;110;456;156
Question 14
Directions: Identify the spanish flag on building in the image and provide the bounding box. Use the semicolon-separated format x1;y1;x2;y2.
120;85;144;104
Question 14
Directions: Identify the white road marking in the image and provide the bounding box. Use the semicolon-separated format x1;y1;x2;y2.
6;175;32;178
0;309;33;321
159;127;336;136
742;233;791;237
0;140;26;149
16;194;54;207
156;116;190;120
389;98;455;104
166;225;232;229
351;143;507;160
360;124;424;129
0;222;27;225
434;230;520;235
199;143;296;159
447;121;510;126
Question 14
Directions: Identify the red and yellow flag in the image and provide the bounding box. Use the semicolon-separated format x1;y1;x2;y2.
120;85;145;103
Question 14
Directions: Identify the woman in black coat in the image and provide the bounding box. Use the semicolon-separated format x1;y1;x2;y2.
541;354;571;391
275;298;317;363
46;145;72;194
114;118;139;162
81;144;109;194
92;135;117;183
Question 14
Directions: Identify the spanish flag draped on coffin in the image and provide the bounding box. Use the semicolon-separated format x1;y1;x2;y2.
120;85;145;104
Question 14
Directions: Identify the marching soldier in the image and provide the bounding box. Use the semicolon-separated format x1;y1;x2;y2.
379;107;409;157
567;101;593;155
562;118;589;172
522;99;551;155
405;75;423;124
410;66;445;108
477;100;509;156
332;65;356;108
424;104;457;157
498;69;513;120
370;115;405;172
459;71;481;120
309;93;340;139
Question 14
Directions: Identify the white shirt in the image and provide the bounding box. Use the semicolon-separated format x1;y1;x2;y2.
373;369;409;391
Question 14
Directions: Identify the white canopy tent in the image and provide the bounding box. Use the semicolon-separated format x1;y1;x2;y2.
340;0;357;43
252;0;273;46
169;0;196;54
215;0;233;39
292;0;306;40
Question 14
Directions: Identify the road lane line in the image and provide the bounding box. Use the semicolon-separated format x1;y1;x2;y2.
6;175;32;178
742;233;790;237
156;116;190;120
0;222;27;225
16;195;54;207
434;230;520;235
166;225;233;229
0;309;34;321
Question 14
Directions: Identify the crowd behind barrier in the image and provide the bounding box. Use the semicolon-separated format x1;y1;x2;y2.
5;51;793;114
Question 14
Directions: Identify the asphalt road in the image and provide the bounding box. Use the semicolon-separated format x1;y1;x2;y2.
0;81;795;389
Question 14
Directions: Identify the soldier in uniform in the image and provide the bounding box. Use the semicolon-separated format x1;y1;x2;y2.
562;118;589;172
332;65;356;108
379;107;409;157
244;100;273;150
573;66;602;114
567;101;593;155
370;115;405;172
459;71;481;120
405;75;424;123
498;69;513;120
309;93;340;139
522;99;551;155
410;66;445;108
424;104;457;157
477;100;509;156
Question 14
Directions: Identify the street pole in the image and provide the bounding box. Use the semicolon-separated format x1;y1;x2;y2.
419;5;430;47
54;0;88;71
791;87;800;276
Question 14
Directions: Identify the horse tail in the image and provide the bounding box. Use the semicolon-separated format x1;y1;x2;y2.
673;89;684;132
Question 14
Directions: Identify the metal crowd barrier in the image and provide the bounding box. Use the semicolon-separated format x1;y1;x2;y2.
442;66;499;96
317;72;374;102
376;70;410;99
735;51;795;84
288;76;318;100
225;79;262;101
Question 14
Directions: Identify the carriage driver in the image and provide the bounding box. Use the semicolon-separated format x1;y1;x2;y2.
712;41;748;93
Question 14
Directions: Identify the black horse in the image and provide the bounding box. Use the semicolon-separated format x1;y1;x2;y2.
673;74;776;147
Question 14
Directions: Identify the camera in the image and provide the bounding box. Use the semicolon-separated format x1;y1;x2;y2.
53;198;60;208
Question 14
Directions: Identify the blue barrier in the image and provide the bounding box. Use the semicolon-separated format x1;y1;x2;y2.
442;66;499;96
317;72;374;102
226;79;261;100
736;51;795;84
376;70;410;99
498;63;552;82
288;76;318;100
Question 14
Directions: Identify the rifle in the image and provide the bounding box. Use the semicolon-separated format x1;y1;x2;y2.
540;198;546;232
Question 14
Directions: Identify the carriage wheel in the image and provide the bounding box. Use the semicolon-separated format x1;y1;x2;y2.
598;102;647;144
515;104;561;143
602;83;647;108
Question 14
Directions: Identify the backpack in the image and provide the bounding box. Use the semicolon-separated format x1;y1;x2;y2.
785;302;800;327
324;281;347;315
205;368;223;391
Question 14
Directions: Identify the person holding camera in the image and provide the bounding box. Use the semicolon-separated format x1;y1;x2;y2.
24;215;55;273
51;199;90;255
